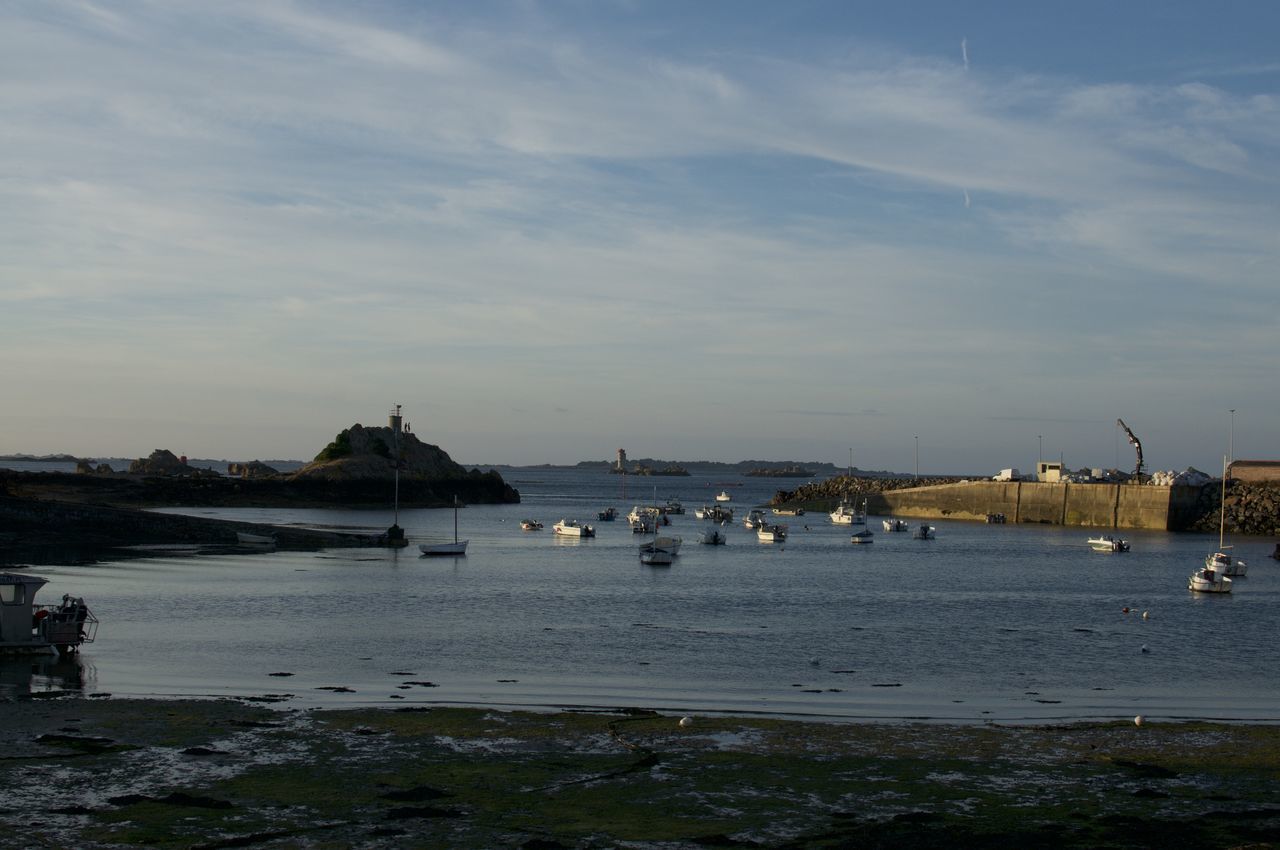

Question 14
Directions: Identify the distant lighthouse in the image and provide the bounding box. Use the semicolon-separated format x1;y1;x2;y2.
616;448;627;472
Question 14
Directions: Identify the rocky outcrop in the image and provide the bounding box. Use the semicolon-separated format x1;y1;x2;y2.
127;449;219;478
772;475;966;506
293;424;465;481
228;460;280;478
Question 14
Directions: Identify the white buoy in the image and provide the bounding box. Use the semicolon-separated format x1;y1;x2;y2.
678;716;693;728
1142;611;1150;620
1134;714;1145;726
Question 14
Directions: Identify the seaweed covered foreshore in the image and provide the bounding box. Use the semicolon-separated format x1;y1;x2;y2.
4;697;1279;848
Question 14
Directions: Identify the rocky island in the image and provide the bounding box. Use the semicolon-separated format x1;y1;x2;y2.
0;413;518;563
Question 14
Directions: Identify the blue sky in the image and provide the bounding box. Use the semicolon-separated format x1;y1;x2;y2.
2;1;1276;475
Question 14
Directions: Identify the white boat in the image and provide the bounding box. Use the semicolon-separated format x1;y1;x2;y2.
715;490;733;502
850;528;875;545
829;498;866;526
912;524;935;540
419;495;469;556
757;523;788;543
698;528;727;545
663;498;685;515
1189;565;1232;593
1201;456;1246;579
694;505;733;523
1;572;99;655
553;519;595;538
520;519;543;531
742;509;766;529
236;531;277;546
882;518;908;532
1088;535;1130;553
771;507;805;516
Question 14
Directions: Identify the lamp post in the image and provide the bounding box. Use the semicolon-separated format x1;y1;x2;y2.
1038;434;1042;465
914;436;919;480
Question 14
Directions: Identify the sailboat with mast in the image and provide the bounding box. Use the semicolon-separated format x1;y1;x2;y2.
1189;456;1241;592
419;495;469;556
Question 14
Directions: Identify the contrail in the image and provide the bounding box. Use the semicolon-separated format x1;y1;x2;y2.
961;37;969;71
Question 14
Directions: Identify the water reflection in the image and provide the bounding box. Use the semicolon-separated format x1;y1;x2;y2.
0;653;92;700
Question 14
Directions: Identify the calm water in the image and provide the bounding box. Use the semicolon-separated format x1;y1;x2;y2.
6;467;1278;723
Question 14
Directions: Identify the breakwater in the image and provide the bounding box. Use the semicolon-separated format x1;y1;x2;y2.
775;476;1280;534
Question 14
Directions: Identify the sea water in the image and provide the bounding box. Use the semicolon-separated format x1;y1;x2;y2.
6;467;1278;723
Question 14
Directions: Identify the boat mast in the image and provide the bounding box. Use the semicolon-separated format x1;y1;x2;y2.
1219;455;1227;550
390;404;403;527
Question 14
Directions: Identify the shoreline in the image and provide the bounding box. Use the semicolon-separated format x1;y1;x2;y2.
6;694;1279;848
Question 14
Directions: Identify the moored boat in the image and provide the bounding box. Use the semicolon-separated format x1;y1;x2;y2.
694;505;734;523
1088;535;1130;553
698;528;727;545
597;507;617;521
553;519;595;538
520;519;543;531
742;509;766;529
419;495;469;556
829;498;866;526
715;490;733;502
912;524;936;540
236;531;277;546
1188;565;1231;593
1;573;98;655
757;523;788;543
882;518;908;532
850;528;874;545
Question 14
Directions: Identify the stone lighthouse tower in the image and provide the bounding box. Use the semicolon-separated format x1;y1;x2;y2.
616;448;628;472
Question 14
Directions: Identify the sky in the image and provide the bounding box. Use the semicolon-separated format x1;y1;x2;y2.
2;1;1277;475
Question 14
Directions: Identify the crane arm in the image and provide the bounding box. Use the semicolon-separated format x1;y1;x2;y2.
1116;418;1144;475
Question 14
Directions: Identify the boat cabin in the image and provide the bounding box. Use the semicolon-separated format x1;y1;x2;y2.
0;573;98;655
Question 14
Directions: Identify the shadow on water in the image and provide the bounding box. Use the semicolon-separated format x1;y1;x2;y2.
0;652;93;700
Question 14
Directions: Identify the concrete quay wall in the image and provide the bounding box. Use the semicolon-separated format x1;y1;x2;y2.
870;481;1198;530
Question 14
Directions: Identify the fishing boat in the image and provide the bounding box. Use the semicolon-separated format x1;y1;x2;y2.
639;535;682;564
597;507;617;522
742;509;766;529
694;505;733;523
1202;456;1247;578
1088;535;1130;553
419;495;469;556
698;528;727;545
1188;564;1232;593
715;490;733;502
663;498;685;515
520;519;543;531
912;524;936;540
553;519;595;538
829;498;866;526
850;528;875;545
882;518;908;532
757;523;788;543
1;573;98;655
771;506;805;516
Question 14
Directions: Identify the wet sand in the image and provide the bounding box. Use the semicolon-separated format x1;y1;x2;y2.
4;695;1279;848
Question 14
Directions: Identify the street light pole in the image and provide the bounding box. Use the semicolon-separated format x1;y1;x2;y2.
914;436;919;480
1038;434;1042;465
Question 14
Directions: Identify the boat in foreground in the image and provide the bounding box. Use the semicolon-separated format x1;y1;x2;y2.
1188;565;1231;593
419;495;469;556
698;528;727;545
553;519;595;538
757;523;788;543
1088;535;1130;553
1;573;98;655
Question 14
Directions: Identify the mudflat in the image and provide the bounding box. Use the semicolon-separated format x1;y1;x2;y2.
3;696;1279;848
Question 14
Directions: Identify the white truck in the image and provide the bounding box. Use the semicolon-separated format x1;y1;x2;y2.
992;468;1021;481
